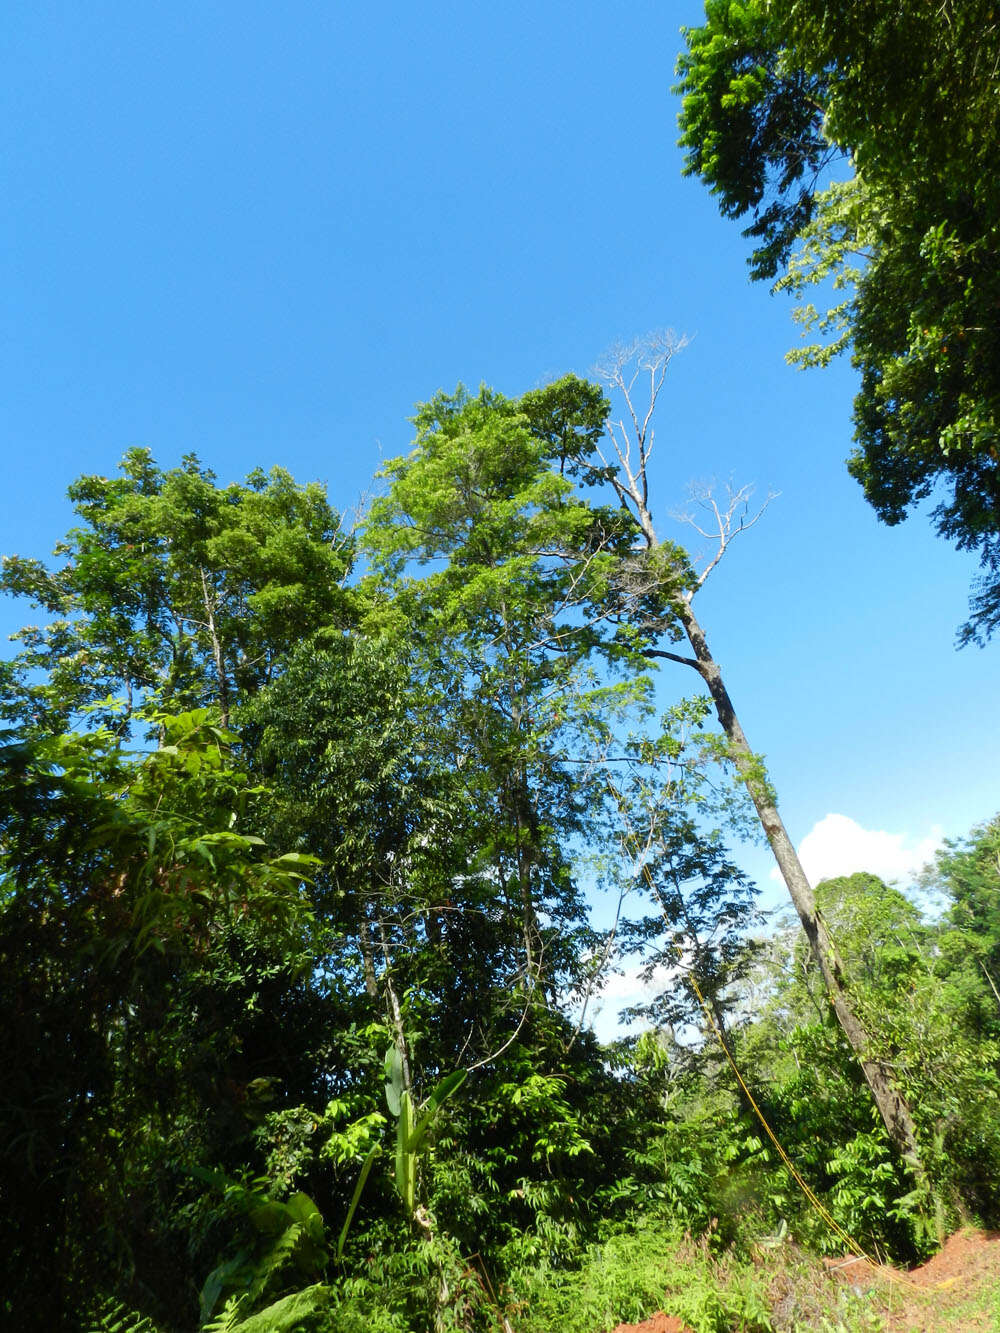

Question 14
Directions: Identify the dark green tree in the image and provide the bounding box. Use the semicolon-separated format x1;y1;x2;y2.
676;0;1000;640
0;712;320;1328
246;631;524;1083
923;815;1000;1036
740;872;1000;1246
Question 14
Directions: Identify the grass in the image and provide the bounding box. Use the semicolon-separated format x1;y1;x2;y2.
501;1217;893;1333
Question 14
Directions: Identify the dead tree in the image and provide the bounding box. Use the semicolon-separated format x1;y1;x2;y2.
587;332;924;1176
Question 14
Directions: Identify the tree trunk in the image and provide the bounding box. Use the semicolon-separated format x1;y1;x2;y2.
359;914;379;1000
199;566;231;728
513;771;545;993
591;337;925;1177
675;597;924;1171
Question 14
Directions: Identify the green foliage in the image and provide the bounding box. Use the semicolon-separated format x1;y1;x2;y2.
329;1227;499;1333
725;867;1000;1258
360;374;659;1011
383;1044;468;1217
507;1218;772;1333
926;815;1000;1017
0;712;319;1328
7;442;999;1327
195;1175;329;1324
676;0;835;282
677;0;1000;639
0;449;352;730
200;1284;332;1333
85;1299;162;1333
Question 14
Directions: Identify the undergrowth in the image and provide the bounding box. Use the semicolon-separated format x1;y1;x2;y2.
500;1217;900;1333
503;1217;773;1333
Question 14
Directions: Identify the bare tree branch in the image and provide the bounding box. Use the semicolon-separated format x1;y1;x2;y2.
671;481;779;595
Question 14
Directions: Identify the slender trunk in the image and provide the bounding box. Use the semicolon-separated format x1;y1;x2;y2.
378;913;412;1093
675;597;924;1172
359;914;379;1000
702;987;757;1117
199;566;231;728
508;683;546;994
513;775;544;992
673;894;756;1118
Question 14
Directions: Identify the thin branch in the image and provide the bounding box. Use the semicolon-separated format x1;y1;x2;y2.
672;482;778;595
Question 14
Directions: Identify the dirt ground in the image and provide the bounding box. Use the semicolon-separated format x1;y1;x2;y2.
827;1228;1000;1332
607;1228;1000;1333
608;1315;690;1333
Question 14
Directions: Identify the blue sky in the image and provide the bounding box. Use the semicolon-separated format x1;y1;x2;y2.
2;2;996;931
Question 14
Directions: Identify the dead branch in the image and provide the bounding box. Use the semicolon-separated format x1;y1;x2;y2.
672;481;779;595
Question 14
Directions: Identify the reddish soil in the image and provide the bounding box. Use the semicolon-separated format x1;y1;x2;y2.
824;1226;1000;1289
906;1226;1000;1285
609;1317;691;1333
823;1228;1000;1332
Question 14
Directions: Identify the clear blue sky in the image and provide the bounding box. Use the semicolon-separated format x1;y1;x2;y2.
2;2;996;911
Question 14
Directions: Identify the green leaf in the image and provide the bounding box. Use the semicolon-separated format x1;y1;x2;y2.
335;1144;381;1261
383;1045;403;1117
284;1192;325;1243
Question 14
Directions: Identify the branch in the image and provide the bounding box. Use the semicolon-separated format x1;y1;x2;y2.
642;647;702;671
461;983;535;1074
590;331;690;545
672;482;778;594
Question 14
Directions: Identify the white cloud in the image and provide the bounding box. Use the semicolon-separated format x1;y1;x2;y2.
596;959;678;1006
582;958;681;1042
772;813;943;887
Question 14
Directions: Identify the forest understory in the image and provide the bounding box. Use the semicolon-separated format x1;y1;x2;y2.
5;1;1000;1330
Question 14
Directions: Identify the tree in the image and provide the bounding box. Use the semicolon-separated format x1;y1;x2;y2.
746;873;1000;1243
0;449;353;731
3;440;742;1323
556;334;927;1178
247;630;525;1084
362;381;644;1006
0;712;319;1328
591;694;761;1069
923;814;1000;1034
676;0;1000;641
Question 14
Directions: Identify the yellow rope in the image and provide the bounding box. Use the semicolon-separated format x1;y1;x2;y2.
605;777;889;1269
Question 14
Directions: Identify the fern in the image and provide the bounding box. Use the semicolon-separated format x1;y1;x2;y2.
200;1293;250;1332
85;1297;162;1333
198;1183;329;1322
199;1285;330;1333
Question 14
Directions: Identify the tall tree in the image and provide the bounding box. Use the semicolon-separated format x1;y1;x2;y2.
247;631;521;1081
553;336;926;1177
363;381;644;1005
676;0;1000;641
0;449;353;731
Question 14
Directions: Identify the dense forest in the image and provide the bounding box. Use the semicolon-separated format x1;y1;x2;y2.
2;3;999;1331
3;362;999;1332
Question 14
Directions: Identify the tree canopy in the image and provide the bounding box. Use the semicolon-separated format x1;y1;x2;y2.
0;449;353;732
676;0;1000;641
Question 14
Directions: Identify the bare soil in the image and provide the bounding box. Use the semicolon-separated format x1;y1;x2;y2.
608;1316;691;1333
823;1228;1000;1331
607;1229;1000;1333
